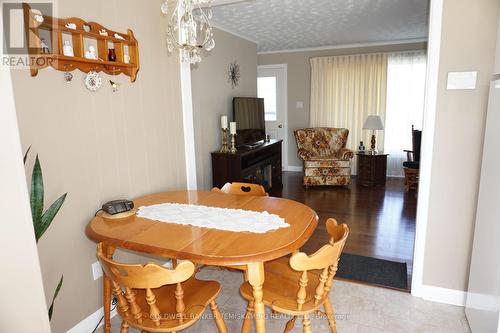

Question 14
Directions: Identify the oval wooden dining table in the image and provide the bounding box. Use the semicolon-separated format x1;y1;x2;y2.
86;190;318;333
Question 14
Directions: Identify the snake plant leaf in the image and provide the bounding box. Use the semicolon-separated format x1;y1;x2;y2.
37;193;67;242
31;155;44;237
23;146;31;165
48;275;63;321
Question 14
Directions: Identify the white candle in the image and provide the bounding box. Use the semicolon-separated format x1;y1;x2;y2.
221;115;228;129
230;122;237;134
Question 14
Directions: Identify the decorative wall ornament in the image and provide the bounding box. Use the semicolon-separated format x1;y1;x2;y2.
85;71;102;91
64;71;73;83
228;61;240;88
161;0;215;64
109;80;120;92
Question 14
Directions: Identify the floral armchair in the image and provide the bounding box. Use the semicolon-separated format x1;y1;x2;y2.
294;128;354;186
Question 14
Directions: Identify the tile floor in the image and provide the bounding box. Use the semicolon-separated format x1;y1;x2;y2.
107;267;470;333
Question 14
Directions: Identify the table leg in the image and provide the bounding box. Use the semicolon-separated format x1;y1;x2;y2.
247;262;266;333
103;245;116;333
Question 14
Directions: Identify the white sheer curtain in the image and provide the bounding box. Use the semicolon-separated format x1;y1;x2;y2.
310;53;388;173
384;51;427;177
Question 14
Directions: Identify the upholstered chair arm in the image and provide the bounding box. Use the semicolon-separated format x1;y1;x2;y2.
339;148;354;160
297;148;314;160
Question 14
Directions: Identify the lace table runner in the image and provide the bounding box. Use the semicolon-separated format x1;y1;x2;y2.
136;203;289;233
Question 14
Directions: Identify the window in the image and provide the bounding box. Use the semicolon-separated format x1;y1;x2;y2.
384;51;427;177
258;76;277;121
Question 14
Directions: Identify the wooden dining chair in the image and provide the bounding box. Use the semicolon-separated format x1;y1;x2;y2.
211;182;268;196
239;218;349;333
96;243;228;333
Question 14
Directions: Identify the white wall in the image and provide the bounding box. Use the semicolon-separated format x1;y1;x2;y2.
495;11;500;75
0;69;51;332
421;0;499;292
191;28;257;189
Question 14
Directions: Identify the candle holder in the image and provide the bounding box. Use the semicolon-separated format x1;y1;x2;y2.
230;133;237;154
219;128;230;153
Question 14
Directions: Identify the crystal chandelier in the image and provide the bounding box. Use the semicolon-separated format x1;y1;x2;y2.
161;0;215;64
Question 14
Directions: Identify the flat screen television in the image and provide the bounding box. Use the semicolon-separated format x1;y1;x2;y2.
233;97;265;147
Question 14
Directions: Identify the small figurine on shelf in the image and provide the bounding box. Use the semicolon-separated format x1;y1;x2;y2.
64;22;76;30
99;29;108;36
107;48;116;62
30;9;44;24
113;33;125;40
40;38;50;54
63;40;74;57
85;45;98;60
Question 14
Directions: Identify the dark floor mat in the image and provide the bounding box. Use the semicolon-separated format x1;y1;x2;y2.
336;253;408;290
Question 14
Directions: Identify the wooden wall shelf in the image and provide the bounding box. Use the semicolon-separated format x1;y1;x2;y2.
23;3;140;82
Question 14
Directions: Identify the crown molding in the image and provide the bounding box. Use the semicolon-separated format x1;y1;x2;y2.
256;38;428;55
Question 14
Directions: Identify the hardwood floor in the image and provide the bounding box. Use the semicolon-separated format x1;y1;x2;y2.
270;171;417;289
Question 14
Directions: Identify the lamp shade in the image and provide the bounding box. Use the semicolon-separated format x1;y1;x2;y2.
363;115;384;130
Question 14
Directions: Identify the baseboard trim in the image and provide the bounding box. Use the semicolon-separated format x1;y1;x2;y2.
412;284;466;307
286;166;303;172
66;304;117;333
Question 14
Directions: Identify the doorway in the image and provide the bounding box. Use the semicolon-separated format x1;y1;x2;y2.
258;64;288;170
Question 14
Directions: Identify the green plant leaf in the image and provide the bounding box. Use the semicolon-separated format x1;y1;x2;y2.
31;155;44;241
48;275;63;321
23;145;31;165
37;193;67;241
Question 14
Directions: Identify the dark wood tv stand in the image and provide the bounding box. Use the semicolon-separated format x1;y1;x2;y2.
211;139;283;191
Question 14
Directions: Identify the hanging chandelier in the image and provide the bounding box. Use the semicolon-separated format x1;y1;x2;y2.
161;0;215;64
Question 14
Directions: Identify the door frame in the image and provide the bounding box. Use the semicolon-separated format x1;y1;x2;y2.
411;0;445;300
257;63;289;170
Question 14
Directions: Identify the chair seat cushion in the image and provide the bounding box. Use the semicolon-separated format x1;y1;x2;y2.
304;166;351;177
304;158;351;168
304;176;351;186
403;161;420;169
121;277;220;331
240;257;324;313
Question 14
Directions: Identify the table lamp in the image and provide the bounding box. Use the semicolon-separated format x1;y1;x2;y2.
363;115;384;154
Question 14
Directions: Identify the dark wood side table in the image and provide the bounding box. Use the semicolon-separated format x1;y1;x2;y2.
356;152;389;186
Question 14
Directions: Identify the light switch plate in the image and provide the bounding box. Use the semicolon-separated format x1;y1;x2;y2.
296;101;304;109
92;261;103;280
447;71;477;90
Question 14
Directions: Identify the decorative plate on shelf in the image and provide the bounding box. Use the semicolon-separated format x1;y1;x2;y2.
85;71;102;91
